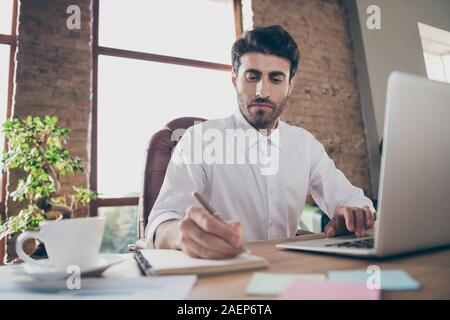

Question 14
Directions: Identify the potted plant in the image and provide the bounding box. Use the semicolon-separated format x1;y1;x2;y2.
0;115;98;264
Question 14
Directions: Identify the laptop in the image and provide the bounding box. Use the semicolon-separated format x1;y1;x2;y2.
277;71;450;257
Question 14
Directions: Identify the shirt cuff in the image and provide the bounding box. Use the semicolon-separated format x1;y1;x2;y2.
337;198;375;212
143;212;182;249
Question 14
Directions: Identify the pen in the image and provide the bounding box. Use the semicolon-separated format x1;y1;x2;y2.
192;191;224;222
191;191;251;254
134;250;152;276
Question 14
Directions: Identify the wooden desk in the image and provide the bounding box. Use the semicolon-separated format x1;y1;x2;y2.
1;233;449;299
188;233;450;299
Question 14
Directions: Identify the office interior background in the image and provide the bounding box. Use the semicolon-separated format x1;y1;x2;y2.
0;0;449;263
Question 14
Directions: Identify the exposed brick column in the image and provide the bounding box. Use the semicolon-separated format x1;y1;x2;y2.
5;0;92;222
251;0;373;198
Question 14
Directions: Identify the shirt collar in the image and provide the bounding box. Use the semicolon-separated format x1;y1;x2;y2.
231;109;283;150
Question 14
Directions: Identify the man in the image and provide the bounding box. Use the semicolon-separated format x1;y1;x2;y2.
145;25;375;259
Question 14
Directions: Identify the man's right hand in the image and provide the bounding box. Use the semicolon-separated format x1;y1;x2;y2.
175;205;244;259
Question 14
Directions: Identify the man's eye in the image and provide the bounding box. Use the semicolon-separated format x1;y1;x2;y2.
271;77;284;84
245;74;259;81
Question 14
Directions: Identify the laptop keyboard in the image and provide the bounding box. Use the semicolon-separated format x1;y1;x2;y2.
325;238;374;249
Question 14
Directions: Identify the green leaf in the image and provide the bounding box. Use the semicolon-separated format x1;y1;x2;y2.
1;115;89;218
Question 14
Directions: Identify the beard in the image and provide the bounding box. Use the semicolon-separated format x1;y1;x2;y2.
237;93;289;130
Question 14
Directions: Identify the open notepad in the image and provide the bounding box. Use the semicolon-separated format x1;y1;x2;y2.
140;249;269;275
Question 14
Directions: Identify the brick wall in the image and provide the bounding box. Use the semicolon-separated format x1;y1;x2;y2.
5;0;93;219
252;0;373;198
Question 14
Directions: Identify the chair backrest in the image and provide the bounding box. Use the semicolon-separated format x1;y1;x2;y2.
137;117;206;239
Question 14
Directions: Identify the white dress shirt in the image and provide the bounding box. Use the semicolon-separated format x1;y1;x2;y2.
144;109;373;247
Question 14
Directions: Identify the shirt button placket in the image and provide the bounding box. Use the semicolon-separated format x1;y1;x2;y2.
267;173;276;238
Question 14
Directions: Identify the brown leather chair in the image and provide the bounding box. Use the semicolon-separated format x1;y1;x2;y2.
137;117;206;241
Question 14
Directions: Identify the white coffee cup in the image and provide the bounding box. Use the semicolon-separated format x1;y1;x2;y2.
16;217;105;272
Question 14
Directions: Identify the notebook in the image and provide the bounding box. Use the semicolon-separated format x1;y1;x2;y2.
139;249;268;275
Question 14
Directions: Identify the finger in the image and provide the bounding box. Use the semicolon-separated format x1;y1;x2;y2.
178;230;220;259
179;217;240;255
363;206;374;229
354;208;366;237
325;221;336;237
177;235;201;258
342;207;355;232
183;235;235;259
184;220;241;256
329;206;351;236
324;213;340;237
227;221;244;247
187;206;241;246
227;220;242;233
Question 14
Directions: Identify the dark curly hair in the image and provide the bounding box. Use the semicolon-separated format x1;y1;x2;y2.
231;25;300;82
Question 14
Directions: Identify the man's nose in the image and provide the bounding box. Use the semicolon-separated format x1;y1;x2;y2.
256;78;270;99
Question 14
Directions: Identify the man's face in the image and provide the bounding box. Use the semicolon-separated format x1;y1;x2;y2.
232;52;294;130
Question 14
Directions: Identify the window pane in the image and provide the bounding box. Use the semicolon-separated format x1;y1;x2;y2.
423;52;446;82
99;206;138;253
0;0;13;35
98;55;235;198
0;44;10;174
99;0;235;64
443;55;450;82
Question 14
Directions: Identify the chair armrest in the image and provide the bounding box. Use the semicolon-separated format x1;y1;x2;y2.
128;239;148;252
136;239;148;249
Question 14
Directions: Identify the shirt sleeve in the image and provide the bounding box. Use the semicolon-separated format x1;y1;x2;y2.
143;127;207;248
307;136;374;219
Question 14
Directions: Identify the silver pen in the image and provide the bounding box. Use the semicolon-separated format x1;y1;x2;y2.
191;191;251;254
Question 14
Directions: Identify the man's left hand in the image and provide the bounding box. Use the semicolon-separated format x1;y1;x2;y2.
325;206;376;238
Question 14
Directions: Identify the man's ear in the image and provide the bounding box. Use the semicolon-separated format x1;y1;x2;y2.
231;69;237;88
288;77;295;95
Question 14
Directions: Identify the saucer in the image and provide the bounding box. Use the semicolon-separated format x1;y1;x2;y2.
11;255;125;281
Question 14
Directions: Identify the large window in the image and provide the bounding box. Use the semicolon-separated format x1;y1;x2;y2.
418;22;450;84
0;0;17;219
94;0;243;252
0;45;10;161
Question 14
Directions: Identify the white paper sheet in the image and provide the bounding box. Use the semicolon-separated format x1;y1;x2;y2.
0;261;197;300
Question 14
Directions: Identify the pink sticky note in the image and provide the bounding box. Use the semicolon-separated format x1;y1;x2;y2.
278;279;380;300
